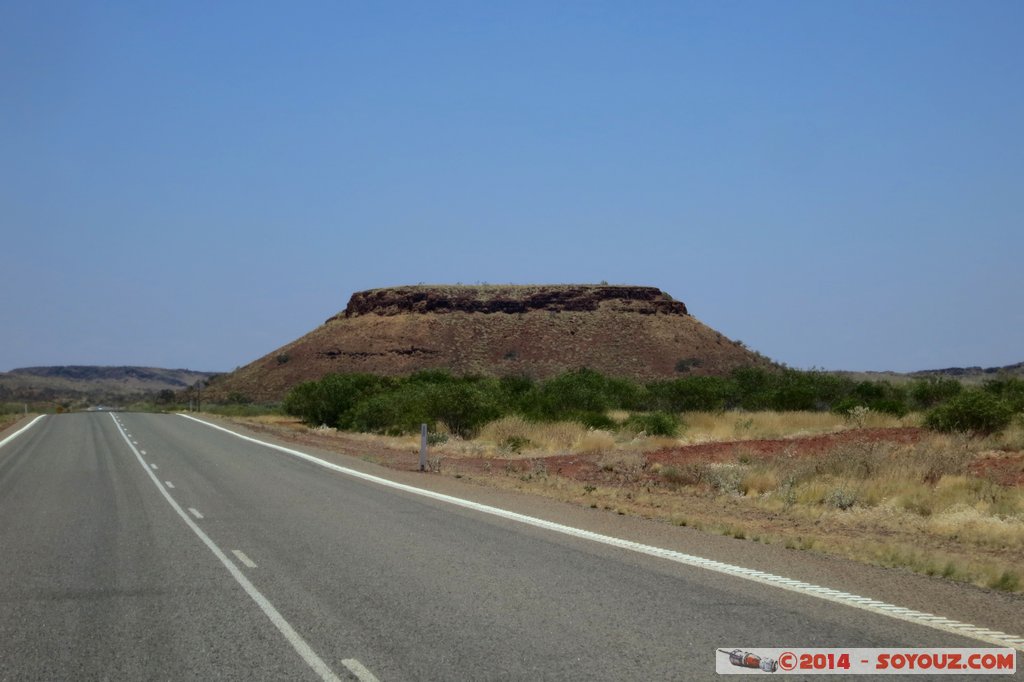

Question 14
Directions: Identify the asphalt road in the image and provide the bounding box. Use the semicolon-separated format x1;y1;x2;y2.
0;413;1016;680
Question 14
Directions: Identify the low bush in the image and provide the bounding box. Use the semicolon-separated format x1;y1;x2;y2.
529;368;643;420
910;377;963;409
283;373;388;427
280;367;992;439
646;376;730;412
983;377;1024;412
924;390;1015;435
622;411;680;437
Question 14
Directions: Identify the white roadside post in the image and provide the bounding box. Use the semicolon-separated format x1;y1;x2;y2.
419;423;428;471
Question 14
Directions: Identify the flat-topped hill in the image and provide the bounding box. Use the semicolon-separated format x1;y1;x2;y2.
206;284;774;403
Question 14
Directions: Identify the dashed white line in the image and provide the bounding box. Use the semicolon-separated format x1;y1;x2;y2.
150;463;158;470
180;412;1024;653
108;413;346;682
232;550;258;569
165;481;175;489
188;507;204;519
342;658;380;682
141;450;147;455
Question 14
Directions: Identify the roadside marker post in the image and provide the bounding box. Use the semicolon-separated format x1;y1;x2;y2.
419;423;427;471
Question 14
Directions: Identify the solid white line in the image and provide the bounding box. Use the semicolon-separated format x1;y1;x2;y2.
108;414;343;682
179;413;1024;653
342;658;380;682
165;481;175;489
232;550;258;569
188;507;204;519
0;415;45;449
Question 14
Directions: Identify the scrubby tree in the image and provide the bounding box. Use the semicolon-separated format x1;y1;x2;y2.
924;389;1014;435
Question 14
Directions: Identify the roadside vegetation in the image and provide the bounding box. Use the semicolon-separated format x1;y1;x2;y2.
201;368;1024;593
281;367;1023;440
0;403;32;431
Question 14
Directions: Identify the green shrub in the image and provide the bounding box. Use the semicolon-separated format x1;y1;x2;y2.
831;381;908;417
427;431;449;446
623;411;680;437
728;367;776;410
983;377;1024;412
924;390;1014;435
225;391;252;405
422;381;500;438
348;386;430;435
284;373;389;427
675;357;703;373
646;376;730;412
533;369;630;420
565;411;618;430
910;377;963;409
870;398;910;417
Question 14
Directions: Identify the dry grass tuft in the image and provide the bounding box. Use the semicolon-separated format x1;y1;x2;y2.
597;450;646;473
475;416;588;457
680;410;912;442
576;430;617;455
740;468;780;496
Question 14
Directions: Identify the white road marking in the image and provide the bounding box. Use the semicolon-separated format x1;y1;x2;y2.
342;658;380;682
232;550;258;569
150;463;158;470
165;481;175;489
180;412;1024;653
141;450;147;455
108;414;345;682
188;507;204;519
0;415;45;449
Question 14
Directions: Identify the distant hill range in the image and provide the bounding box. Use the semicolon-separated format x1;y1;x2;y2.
204;284;777;403
0;366;217;405
836;362;1024;385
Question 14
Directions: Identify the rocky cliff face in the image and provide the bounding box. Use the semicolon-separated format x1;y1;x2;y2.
337;285;688;318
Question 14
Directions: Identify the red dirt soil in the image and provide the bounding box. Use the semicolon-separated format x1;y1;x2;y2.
969;452;1024;486
237;420;1024;488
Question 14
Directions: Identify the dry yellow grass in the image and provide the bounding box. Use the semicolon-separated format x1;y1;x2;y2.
475;416;631;458
981;419;1024;452
679;409;913;442
489;420;1024;591
576;430;617;455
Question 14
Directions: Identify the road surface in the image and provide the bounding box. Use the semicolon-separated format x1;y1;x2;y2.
0;413;1017;680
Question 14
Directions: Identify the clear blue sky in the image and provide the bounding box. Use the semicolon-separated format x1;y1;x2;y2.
2;1;1021;373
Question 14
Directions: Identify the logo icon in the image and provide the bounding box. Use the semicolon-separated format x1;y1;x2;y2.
719;649;779;673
